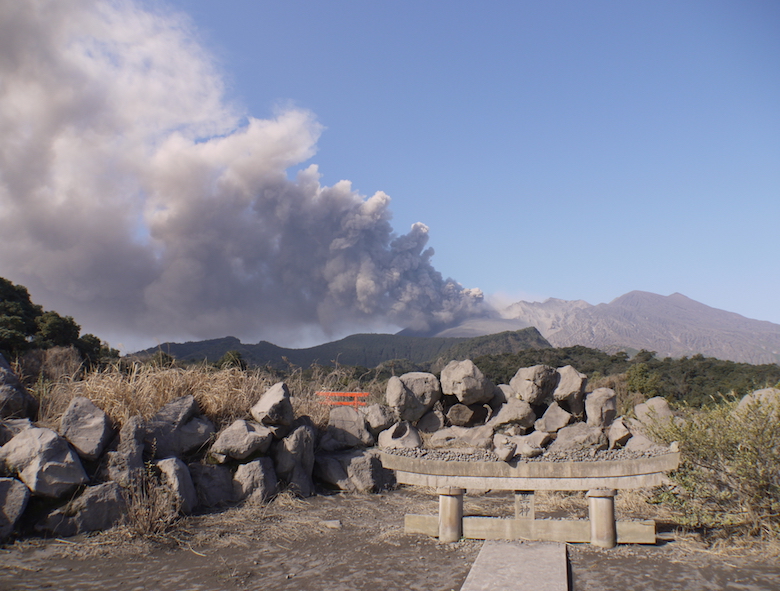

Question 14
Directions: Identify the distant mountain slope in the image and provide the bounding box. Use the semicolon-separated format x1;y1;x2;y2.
502;291;780;365
137;327;551;368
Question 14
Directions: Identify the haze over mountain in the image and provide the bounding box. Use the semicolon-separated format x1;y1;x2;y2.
423;291;780;365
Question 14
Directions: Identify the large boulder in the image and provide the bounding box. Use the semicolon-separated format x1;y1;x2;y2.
385;376;426;422
377;421;422;450
585;388;617;428
489;398;536;433
59;397;115;461
250;382;294;431
509;365;558;406
608;417;632;449
106;416;145;488
399;372;441;412
446;404;475;427
0;418;33;446
144;395;215;458
416;408;445;433
233;457;278;504
428;424;494;450
634;397;673;427
189;463;235;508
156;457;198;514
36;482;126;537
360;404;395;436
0;354;37;420
440;360;493;405
274;424;316;497
0;477;30;539
319;406;374;451
534;402;574;433
314;449;393;493
737;388;780;414
547;423;607;453
553;366;587;416
0;427;87;497
210;419;273;463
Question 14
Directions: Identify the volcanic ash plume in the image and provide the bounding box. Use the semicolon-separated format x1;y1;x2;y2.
0;0;484;348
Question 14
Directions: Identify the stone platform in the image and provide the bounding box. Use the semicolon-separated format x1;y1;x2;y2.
460;541;568;591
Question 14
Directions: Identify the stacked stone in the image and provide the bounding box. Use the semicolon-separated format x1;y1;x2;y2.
375;360;677;464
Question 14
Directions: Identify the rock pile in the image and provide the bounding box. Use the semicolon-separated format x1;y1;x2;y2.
0;354;393;540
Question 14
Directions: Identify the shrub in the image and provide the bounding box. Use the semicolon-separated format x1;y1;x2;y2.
649;395;780;537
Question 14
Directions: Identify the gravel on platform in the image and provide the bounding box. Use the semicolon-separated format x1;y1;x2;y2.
381;445;671;463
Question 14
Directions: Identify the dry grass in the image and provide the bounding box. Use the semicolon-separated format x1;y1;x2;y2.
124;466;182;539
28;362;387;431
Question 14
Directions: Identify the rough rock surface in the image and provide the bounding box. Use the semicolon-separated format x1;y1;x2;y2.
489;398;536;432
274;424;316;497
59;397;115;461
416;408;445;433
534;402;574;433
36;482;126;536
314;449;393;493
634;396;673;426
250;382;294;429
0;418;33;446
233;457;278;503
319;406;374;451
440;360;493;405
385;376;426;422
399;372;441;411
106;416;145;488
608;417;632;449
509;365;558;406
0;427;87;497
210;419;273;462
189;463;235;507
144;395;215;458
553;365;587;416
360;404;395;436
446;403;474;427
156;457;198;514
0;477;29;539
428;425;494;450
585;388;617;428
547;422;607;453
0;354;38;420
737;388;780;413
377;421;422;450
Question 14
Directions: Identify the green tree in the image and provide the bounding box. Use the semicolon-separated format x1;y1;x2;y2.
626;362;662;398
34;311;81;349
216;350;247;370
0;277;43;357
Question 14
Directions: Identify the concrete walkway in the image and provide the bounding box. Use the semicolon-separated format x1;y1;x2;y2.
460;541;568;591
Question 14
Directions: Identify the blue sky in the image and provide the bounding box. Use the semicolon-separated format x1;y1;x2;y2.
1;1;778;353
165;0;780;323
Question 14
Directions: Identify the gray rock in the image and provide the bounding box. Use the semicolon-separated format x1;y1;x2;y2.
36;482;126;536
428;425;494;450
608;417;632;449
399;372;441;411
489;398;536;432
509;365;559;406
0;477;30;539
250;382;294;429
737;388;780;414
446;403;474;427
319;406;374;451
534;402;574;433
440;360;494;405
0;418;33;446
188;463;235;507
274;424;316;497
553;365;587;416
210;419;273;462
517;430;553;449
59;397;115;461
492;434;517;462
0;427;87;497
156;457;197;514
314;449;393;493
385;376;426;422
106;416;145;488
416;408;445;433
145;395;215;458
489;384;513;414
585;388;617;428
635;397;673;427
624;432;661;453
0;354;38;420
360;404;396;436
377;421;423;449
547;422;607;453
233;457;278;504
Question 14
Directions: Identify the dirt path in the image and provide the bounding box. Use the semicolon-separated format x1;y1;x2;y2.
1;488;778;591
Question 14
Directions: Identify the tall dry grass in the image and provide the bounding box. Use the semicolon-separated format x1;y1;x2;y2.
30;361;388;431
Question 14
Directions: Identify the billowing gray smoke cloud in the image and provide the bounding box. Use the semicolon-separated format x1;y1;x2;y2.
0;0;484;349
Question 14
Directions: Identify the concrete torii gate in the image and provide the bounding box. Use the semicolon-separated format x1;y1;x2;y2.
380;450;680;548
